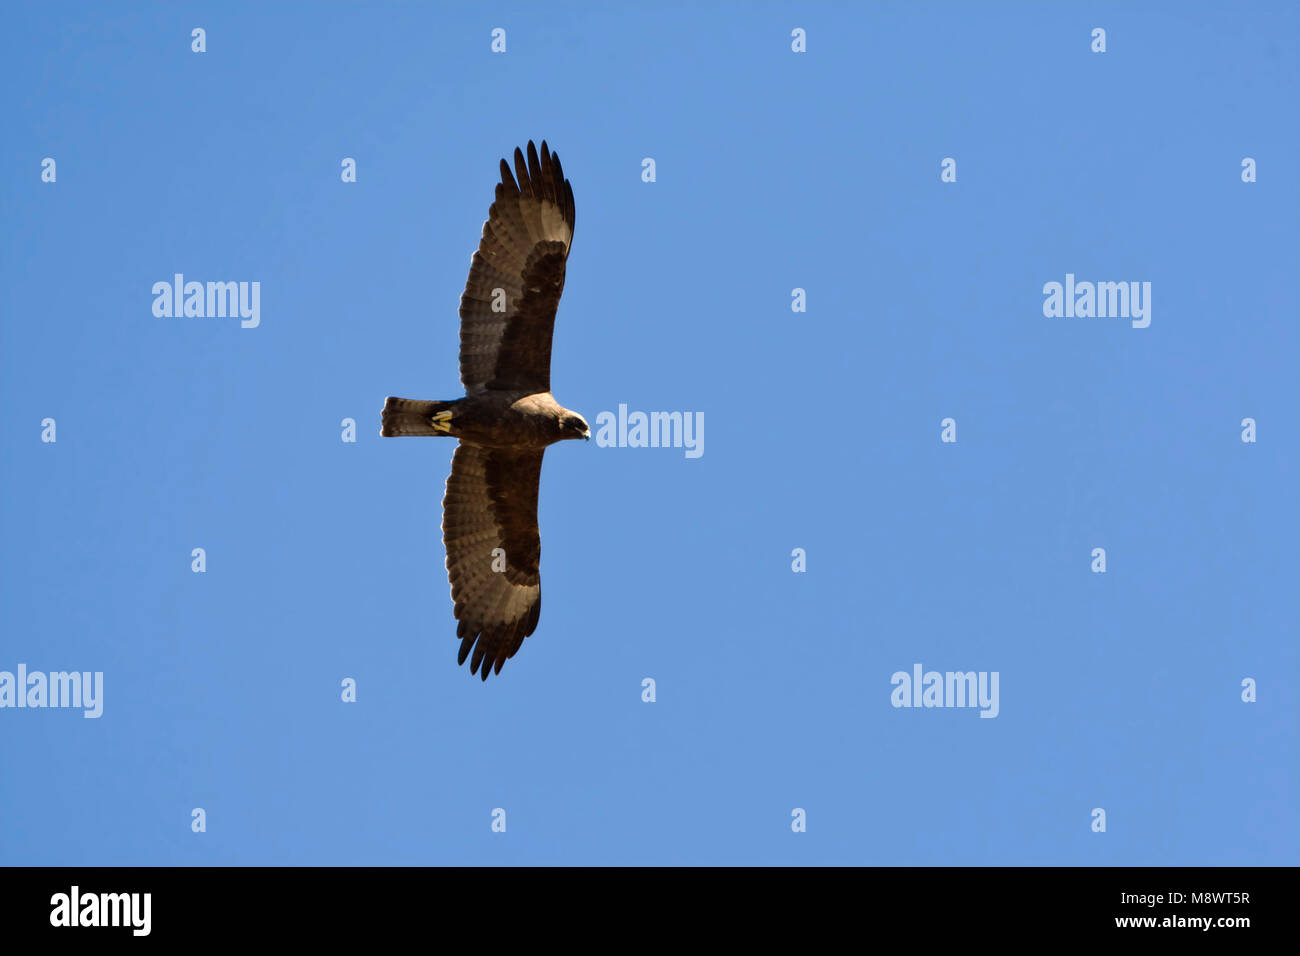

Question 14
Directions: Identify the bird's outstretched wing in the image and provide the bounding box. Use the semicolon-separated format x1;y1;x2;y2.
443;442;544;680
458;140;576;395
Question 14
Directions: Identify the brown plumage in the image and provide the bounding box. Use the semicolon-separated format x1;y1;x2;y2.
381;141;588;681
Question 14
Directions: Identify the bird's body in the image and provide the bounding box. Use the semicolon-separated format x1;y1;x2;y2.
381;141;586;681
382;391;578;450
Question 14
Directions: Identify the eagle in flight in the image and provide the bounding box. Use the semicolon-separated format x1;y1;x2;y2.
381;140;587;681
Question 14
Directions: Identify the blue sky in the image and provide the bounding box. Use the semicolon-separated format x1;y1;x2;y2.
1;2;1295;865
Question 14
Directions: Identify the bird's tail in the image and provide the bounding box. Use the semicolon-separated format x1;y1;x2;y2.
381;397;459;437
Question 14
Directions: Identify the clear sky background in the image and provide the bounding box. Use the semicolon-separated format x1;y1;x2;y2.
2;2;1295;865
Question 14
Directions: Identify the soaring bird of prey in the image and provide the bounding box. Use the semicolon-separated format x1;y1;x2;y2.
381;141;588;681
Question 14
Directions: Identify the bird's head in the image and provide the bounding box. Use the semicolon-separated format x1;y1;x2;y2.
560;412;591;442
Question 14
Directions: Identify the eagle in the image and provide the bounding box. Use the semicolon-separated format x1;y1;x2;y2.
381;140;588;681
